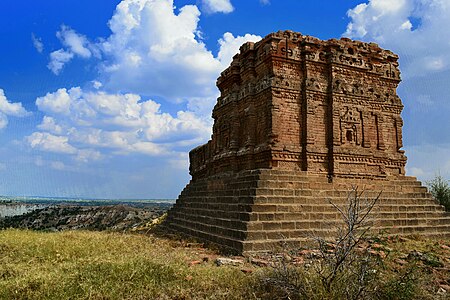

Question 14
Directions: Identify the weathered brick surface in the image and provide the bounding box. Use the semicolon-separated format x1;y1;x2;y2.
189;30;406;180
164;31;450;254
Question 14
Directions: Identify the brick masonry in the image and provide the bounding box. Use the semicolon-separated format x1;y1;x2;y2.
164;31;450;253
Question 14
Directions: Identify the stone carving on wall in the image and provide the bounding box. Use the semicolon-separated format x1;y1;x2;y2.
340;107;361;146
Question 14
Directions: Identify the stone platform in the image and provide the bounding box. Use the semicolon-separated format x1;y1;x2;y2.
165;169;450;253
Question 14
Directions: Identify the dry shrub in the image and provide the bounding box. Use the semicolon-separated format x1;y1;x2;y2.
255;187;433;300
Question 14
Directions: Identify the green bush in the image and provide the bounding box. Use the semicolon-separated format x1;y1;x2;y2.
426;174;450;211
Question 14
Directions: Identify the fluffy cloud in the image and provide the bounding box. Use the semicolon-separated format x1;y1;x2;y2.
39;0;262;166
28;87;212;161
100;0;221;99
218;32;262;67
0;89;29;117
36;88;73;115
0;89;30;129
345;0;450;179
201;0;234;14
345;0;450;77
57;25;94;58
48;25;99;75
49;0;260;102
48;49;74;75
37;116;63;134
27;132;77;154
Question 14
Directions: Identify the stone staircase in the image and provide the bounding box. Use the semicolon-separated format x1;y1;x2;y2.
164;169;450;253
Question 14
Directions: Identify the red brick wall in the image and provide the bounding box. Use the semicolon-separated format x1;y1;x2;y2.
190;31;406;180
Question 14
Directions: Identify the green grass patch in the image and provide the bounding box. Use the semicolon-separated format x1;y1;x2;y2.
0;230;253;300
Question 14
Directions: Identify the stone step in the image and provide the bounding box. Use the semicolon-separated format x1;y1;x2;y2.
276;203;443;211
174;196;255;205
168;206;448;229
246;216;450;231
246;228;338;241
180;188;432;201
172;202;253;212
172;198;444;215
249;210;449;222
166;214;247;239
251;202;444;212
167;211;249;231
170;206;252;221
165;219;245;253
185;172;422;185
254;196;437;205
253;188;431;198
180;197;436;209
172;204;443;221
175;203;445;217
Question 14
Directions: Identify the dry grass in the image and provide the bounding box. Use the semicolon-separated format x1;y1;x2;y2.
0;229;254;300
0;230;448;300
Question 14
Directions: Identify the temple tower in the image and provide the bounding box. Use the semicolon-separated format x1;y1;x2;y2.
165;31;450;253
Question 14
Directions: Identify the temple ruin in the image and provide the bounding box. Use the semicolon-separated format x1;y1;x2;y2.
165;30;450;253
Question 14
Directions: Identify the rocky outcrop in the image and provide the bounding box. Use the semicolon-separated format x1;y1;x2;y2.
0;204;170;231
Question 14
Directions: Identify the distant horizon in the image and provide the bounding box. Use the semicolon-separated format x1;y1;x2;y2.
0;195;175;202
1;0;449;199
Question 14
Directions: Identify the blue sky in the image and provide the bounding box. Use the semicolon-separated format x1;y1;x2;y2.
0;0;449;199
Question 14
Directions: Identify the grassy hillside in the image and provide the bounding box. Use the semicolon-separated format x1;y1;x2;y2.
0;230;253;299
0;229;449;299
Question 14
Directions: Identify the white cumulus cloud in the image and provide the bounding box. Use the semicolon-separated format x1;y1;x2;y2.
38;0;263;168
0;89;30;129
57;25;93;58
100;0;221;99
48;25;99;75
48;0;260;102
201;0;234;14
47;49;74;75
218;32;262;67
36;88;74;115
37;116;63;135
28;87;213;161
344;0;450;77
27;132;77;154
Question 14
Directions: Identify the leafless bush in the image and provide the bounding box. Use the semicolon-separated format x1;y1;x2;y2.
258;187;383;300
313;187;381;298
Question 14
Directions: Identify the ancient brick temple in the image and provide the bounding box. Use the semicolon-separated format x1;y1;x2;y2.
165;31;450;253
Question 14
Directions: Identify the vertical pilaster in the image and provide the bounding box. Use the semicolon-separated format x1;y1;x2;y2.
362;111;372;148
375;114;386;150
395;117;403;151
